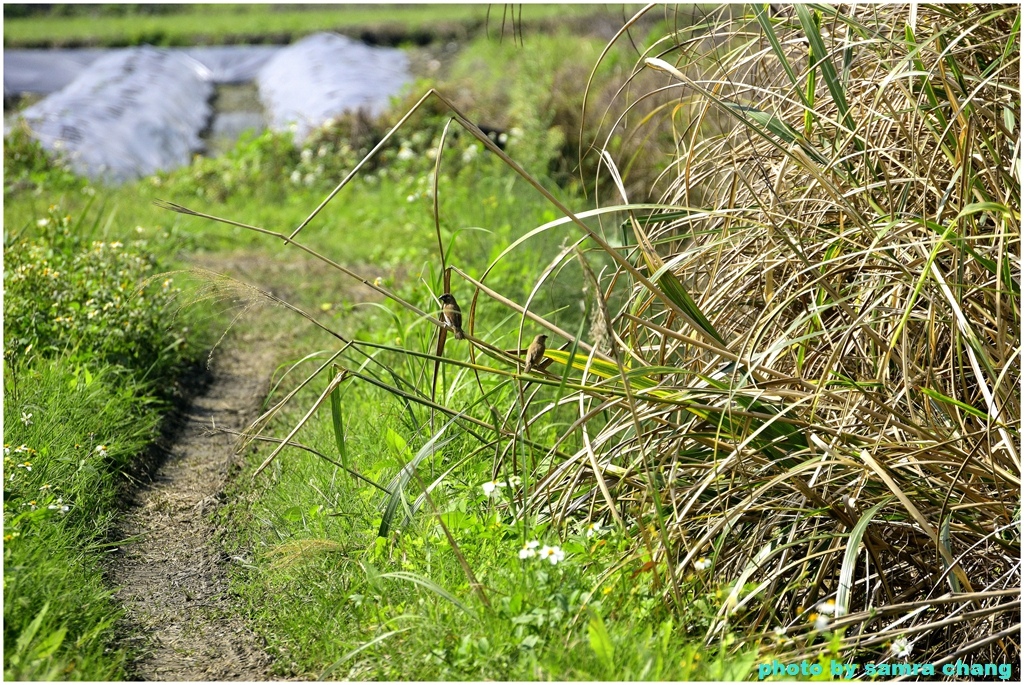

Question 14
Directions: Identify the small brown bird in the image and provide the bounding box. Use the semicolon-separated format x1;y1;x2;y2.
523;334;547;374
438;293;465;340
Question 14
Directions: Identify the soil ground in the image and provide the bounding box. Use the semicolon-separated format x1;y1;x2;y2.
105;249;373;679
108;324;281;680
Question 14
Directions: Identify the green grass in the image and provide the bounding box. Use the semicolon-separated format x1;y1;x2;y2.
3;4;638;48
2;201;211;679
3;362;166;680
221;370;762;680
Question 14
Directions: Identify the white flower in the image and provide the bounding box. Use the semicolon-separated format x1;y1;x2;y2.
20;412;32;426
397;146;415;161
37;218;50;227
585;521;605;538
290;170;302;184
461;145;479;164
481;480;506;497
95;445;108;457
539;545;565;565
813;613;830;631
301;148;313;163
818;600;837;615
891;637;912;658
518;540;540;559
773;626;786;638
498;132;508;144
406;194;418;203
694;557;711;571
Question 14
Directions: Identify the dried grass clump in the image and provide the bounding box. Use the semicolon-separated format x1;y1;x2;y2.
562;2;1019;665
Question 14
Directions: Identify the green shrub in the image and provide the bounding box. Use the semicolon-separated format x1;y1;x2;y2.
151;128;300;202
3;205;191;379
3;123;87;196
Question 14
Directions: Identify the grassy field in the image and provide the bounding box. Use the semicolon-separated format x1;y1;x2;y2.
3;3;643;47
4;3;1019;681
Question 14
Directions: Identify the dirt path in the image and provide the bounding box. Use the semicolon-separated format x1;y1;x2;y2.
109;328;280;680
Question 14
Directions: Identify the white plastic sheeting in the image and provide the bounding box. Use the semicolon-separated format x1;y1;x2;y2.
257;32;411;142
4;48;108;98
187;45;281;84
5;45;279;96
8;34;412;183
20;46;214;183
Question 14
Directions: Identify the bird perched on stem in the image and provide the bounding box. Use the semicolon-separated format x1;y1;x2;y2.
523;334;547;373
438;293;465;339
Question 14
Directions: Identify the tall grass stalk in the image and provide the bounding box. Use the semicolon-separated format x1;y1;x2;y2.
588;2;1019;664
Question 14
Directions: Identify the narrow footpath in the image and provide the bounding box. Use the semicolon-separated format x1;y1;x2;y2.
108;329;278;680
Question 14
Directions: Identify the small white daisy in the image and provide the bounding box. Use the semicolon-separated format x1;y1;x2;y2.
891;637;912;658
539;545;565;565
518;540;540;559
481;480;506;497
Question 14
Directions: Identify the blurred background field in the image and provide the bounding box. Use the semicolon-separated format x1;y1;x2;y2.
4;3;1019;681
3;3;654;48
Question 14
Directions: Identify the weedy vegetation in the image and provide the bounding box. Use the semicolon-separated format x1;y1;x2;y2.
3;203;205;679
